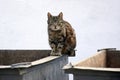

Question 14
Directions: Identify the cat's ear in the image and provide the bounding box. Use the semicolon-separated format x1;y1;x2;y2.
47;12;52;19
58;12;63;19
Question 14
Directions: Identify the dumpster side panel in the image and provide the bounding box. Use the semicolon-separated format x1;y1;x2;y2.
73;70;120;80
74;74;120;80
22;55;68;80
0;69;22;80
0;75;22;80
74;75;111;80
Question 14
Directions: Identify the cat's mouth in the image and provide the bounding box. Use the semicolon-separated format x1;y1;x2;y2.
51;29;61;32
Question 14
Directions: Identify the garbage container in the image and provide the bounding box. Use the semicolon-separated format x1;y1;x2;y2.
64;48;120;80
0;50;68;80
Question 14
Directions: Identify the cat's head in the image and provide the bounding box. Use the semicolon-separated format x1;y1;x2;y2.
47;12;64;31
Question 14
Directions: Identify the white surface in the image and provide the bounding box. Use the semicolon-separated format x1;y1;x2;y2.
0;0;120;80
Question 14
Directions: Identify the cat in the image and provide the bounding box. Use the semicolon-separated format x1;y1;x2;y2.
47;12;76;56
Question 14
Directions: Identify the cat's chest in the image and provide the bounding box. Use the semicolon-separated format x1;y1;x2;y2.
49;30;64;40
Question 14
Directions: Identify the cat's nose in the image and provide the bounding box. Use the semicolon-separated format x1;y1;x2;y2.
54;26;57;29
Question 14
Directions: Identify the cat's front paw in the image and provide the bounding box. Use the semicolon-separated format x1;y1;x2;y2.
50;51;55;56
50;52;62;56
57;52;62;56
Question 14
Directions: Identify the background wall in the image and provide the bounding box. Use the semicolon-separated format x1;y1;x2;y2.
0;0;120;80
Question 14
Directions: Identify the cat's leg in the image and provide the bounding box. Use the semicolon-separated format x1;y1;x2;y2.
50;43;61;56
50;43;56;56
57;43;64;56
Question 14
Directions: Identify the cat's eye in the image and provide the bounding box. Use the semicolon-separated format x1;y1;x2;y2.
58;22;63;26
58;23;61;26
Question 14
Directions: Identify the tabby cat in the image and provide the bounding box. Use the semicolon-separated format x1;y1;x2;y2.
47;12;76;56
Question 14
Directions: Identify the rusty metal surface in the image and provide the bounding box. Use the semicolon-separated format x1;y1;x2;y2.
107;50;120;68
0;50;50;65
